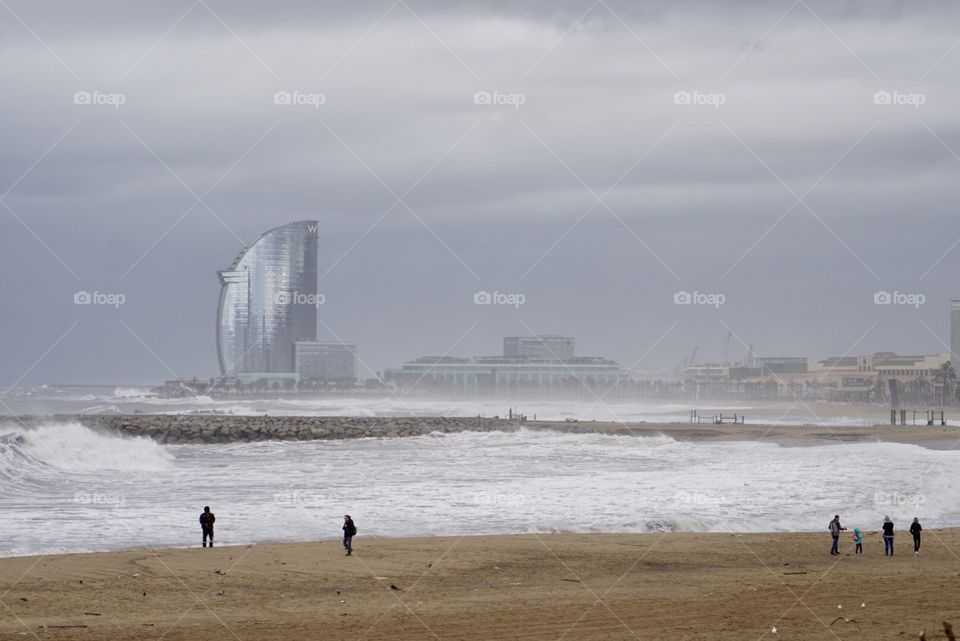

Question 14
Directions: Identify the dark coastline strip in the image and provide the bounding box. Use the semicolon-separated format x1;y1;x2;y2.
6;415;958;447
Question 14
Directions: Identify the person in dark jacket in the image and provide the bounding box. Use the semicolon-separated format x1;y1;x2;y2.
200;506;216;548
909;517;922;556
828;515;845;555
343;515;357;556
882;516;895;556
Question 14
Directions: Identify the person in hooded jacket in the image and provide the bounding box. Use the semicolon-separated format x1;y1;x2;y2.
343;515;357;556
852;527;863;555
199;506;216;548
909;517;922;556
882;516;895;556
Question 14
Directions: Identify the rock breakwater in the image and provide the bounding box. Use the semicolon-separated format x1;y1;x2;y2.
4;414;521;444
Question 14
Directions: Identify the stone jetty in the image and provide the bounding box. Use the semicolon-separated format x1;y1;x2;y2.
7;414;522;444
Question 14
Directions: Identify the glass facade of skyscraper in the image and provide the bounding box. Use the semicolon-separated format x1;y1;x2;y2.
216;221;319;377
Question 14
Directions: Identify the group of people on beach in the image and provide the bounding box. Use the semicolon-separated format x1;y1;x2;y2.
829;514;923;557
197;507;358;555
196;506;925;558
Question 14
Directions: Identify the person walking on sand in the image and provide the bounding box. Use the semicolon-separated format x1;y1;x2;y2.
343;515;357;556
200;506;216;548
853;527;863;555
882;515;895;556
829;515;846;555
910;517;922;556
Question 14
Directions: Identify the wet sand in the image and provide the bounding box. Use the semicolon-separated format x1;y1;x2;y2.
525;420;960;449
2;531;959;640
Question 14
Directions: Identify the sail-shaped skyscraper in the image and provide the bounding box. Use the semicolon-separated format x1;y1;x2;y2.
216;221;319;379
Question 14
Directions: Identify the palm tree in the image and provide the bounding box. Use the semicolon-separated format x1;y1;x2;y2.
937;361;956;384
935;361;956;406
872;376;887;405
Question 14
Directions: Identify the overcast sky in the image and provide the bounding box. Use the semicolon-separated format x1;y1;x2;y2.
2;0;960;385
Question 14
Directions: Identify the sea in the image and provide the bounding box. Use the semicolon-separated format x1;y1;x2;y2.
0;386;957;557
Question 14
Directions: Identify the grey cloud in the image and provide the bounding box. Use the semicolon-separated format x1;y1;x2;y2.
2;0;960;384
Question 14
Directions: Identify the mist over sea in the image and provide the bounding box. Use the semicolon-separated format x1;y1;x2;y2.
0;385;924;426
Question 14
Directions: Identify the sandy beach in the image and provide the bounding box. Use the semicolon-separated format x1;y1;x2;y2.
526;420;960;449
3;531;959;640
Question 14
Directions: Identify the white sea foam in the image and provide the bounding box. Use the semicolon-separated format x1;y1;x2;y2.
8;421;173;473
112;387;154;399
1;423;958;556
78;404;123;414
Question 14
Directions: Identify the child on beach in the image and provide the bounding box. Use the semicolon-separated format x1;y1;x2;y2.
853;528;863;555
